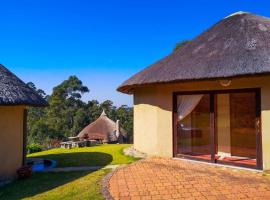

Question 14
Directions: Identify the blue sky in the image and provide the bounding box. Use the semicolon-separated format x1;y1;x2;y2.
0;0;270;106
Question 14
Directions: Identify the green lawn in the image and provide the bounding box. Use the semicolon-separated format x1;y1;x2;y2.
0;170;108;200
0;144;137;200
28;144;137;167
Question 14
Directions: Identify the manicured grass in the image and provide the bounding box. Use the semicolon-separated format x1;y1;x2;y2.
28;144;138;167
0;144;139;200
0;170;109;200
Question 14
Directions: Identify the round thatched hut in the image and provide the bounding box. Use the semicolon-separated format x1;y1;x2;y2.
0;64;48;182
77;110;127;143
117;12;270;170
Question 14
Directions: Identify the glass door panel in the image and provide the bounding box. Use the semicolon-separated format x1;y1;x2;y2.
176;94;211;160
215;92;257;167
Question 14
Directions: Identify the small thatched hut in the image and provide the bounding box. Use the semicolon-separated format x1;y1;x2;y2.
118;12;270;170
0;64;48;182
77;110;127;143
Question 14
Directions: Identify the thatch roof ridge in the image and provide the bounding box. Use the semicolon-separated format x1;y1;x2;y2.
0;64;48;106
118;12;270;93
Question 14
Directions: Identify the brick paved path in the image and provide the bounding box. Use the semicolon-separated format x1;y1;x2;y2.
108;157;270;200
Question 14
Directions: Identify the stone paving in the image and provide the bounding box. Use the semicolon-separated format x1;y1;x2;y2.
108;157;270;200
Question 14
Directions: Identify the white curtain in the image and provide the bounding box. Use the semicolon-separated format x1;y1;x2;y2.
177;95;203;121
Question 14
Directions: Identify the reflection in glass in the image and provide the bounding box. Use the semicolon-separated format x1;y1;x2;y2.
176;91;258;167
216;92;257;166
177;94;211;160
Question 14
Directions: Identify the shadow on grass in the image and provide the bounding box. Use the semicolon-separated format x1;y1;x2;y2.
29;152;113;167
0;152;113;200
0;171;90;200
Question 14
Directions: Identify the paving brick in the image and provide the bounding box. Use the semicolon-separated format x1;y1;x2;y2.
108;157;270;199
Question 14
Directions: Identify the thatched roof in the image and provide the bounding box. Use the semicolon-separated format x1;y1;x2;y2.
0;64;48;106
77;110;127;143
118;12;270;93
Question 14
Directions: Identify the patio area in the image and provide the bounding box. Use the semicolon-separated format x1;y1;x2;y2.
107;157;270;199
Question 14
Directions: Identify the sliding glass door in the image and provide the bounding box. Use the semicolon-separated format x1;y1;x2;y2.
215;92;258;167
174;89;261;169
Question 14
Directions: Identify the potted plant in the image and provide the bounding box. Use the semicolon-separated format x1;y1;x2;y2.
17;165;32;179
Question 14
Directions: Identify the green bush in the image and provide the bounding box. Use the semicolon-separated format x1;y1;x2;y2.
27;143;43;154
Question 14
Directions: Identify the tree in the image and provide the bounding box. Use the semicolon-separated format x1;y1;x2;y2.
27;82;48;144
46;76;89;137
52;76;89;99
71;108;90;135
116;105;133;143
100;100;117;121
27;82;47;99
86;100;102;122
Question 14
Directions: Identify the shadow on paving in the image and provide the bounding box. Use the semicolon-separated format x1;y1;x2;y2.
29;151;113;167
0;152;113;200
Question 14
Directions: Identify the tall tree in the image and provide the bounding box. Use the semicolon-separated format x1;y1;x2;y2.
47;76;89;137
100;100;117;120
116;105;133;142
86;100;102;123
26;82;49;144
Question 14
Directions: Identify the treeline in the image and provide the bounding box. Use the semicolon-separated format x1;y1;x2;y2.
27;76;133;148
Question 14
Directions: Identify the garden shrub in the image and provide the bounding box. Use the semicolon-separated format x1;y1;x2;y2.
27;143;43;154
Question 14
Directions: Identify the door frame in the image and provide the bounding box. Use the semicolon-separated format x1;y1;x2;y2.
172;88;262;170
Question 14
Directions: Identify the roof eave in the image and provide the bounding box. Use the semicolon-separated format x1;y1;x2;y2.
0;102;49;107
117;72;270;94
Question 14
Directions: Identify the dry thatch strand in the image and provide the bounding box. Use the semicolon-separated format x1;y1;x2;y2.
118;12;270;94
0;64;48;106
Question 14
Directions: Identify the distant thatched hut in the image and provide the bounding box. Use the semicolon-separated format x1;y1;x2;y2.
0;64;48;182
77;110;127;143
